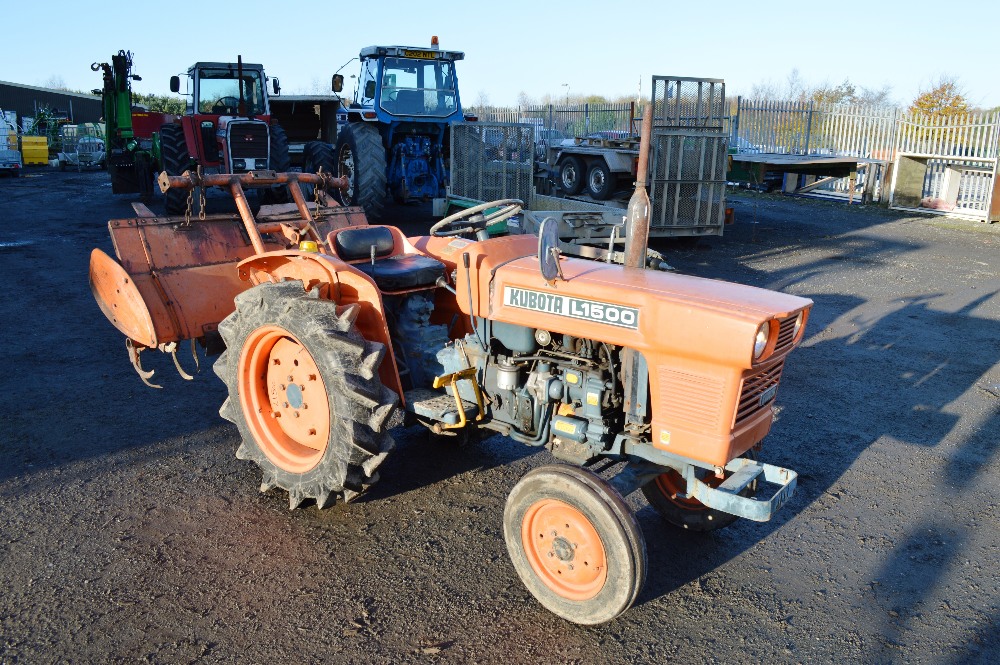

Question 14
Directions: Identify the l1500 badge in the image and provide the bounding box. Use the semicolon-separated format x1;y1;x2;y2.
503;287;639;329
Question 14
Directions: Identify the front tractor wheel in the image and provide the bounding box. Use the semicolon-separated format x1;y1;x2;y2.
641;459;758;532
503;465;647;625
300;140;336;202
159;123;191;216
335;122;388;220
214;281;398;509
260;123;291;205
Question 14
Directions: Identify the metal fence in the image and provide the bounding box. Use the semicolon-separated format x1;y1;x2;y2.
468;97;1000;218
473;103;639;144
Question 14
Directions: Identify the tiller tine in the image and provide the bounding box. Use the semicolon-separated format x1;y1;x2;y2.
126;339;161;389
159;341;198;381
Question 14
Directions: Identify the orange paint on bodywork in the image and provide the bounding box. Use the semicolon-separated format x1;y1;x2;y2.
414;234;811;467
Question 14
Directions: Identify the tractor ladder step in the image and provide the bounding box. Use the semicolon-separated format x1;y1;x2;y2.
404;389;479;426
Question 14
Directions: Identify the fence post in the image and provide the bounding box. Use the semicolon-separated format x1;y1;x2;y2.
548;104;553;132
585;103;590;135
734;96;741;145
804;100;813;155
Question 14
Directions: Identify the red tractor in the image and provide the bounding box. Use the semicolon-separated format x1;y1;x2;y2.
161;57;290;214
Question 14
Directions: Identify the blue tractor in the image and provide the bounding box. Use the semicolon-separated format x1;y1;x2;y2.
321;38;468;220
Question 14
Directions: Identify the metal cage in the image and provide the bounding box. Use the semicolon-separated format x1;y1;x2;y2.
450;122;534;204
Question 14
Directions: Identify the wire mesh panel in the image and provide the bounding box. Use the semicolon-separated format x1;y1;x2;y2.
651;76;726;130
450;122;534;204
649;130;728;234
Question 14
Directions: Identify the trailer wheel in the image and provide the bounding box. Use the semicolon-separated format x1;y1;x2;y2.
215;280;398;509
641;459;758;532
335;123;387;220
504;465;647;625
261;124;291;205
300;140;336;202
558;156;586;195
586;160;615;200
159;124;191;215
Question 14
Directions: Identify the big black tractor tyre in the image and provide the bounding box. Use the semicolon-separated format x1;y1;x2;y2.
504;465;647;625
214;280;399;509
335;122;388;220
159;123;191;216
300;140;337;203
260;123;292;205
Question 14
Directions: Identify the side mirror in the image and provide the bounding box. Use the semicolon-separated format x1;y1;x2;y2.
332;74;344;93
272;78;280;95
169;76;180;93
364;80;376;100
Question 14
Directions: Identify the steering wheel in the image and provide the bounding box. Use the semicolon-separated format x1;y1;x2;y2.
212;96;241;114
430;199;524;238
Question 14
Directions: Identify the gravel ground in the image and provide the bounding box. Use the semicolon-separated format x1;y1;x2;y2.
1;169;997;663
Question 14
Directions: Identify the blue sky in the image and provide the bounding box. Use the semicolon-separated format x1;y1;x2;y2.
5;0;998;109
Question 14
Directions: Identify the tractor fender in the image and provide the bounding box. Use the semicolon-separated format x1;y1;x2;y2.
236;251;404;400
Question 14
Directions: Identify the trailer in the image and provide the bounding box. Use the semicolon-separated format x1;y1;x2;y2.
540;75;730;240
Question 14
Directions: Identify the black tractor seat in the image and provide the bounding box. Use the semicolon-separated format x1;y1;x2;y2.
333;226;445;291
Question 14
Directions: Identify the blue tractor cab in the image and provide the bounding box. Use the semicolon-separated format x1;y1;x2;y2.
330;38;468;220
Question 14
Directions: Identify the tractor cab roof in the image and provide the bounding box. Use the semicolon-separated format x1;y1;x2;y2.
358;45;464;62
187;62;266;74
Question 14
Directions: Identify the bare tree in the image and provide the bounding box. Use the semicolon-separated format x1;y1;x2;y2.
474;90;491;111
43;76;70;91
856;85;894;106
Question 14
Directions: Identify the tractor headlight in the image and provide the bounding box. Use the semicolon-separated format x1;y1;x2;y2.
233;159;246;171
792;311;805;339
753;322;770;360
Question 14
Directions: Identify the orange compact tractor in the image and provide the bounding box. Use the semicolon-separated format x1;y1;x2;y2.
90;114;811;624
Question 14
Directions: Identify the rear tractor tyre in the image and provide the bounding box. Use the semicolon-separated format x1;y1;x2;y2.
558;155;586;195
503;465;647;625
159;123;192;216
260;123;291;205
586;160;615;200
335;122;388;220
641;456;758;532
214;280;399;509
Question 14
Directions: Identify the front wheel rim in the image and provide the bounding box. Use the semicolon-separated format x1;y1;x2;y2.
238;325;331;473
521;498;607;601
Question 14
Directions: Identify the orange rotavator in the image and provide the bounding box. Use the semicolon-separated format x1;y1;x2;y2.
89;112;812;625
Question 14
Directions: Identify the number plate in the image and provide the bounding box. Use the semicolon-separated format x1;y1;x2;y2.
759;384;777;407
403;50;436;59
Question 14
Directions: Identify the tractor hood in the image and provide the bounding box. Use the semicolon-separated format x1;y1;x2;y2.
415;234;812;370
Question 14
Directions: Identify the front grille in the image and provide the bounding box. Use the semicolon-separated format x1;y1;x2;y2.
774;315;799;354
229;122;269;160
735;361;784;426
657;367;725;430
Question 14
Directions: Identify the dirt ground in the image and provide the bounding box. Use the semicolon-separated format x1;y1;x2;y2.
1;168;998;664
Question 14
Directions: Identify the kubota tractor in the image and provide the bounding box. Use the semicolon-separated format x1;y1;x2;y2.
328;37;469;220
89;116;811;624
161;57;290;215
